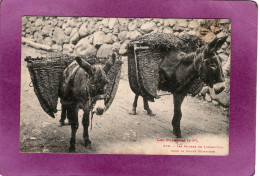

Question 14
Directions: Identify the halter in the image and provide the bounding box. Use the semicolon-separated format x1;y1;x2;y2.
87;83;107;130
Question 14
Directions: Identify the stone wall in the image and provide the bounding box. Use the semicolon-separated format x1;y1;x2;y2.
22;17;231;106
22;17;230;62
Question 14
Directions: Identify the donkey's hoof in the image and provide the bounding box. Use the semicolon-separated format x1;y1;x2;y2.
84;139;92;149
68;146;76;152
173;130;182;138
129;111;137;115
147;111;156;116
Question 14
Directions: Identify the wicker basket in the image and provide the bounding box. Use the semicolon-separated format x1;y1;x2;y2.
128;33;205;100
25;55;122;118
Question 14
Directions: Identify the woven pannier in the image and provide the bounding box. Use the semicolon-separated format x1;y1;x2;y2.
127;33;206;100
25;55;122;118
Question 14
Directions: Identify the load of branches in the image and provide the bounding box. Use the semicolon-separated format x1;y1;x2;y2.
137;33;204;53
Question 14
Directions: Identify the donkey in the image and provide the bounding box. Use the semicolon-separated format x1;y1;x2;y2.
130;36;227;138
59;53;116;152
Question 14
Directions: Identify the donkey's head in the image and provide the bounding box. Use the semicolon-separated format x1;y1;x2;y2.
199;36;228;88
75;53;116;115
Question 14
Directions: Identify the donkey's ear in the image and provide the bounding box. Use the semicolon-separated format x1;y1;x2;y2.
75;57;94;76
204;36;228;57
103;53;116;73
209;36;228;52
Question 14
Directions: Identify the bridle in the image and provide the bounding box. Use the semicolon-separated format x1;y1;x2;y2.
87;82;108;130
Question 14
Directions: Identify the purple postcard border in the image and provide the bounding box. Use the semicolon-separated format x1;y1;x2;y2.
0;0;257;175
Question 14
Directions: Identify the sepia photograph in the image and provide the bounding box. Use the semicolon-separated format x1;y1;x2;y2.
20;17;231;155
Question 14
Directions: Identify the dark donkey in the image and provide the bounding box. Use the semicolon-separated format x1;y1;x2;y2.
59;53;116;152
130;36;227;138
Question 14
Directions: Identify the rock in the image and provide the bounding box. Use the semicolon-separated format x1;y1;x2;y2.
140;21;156;33
226;36;231;43
29;16;37;22
94;21;102;31
202;32;216;43
173;32;180;36
51;19;58;26
163;27;174;34
53;27;66;45
188;21;199;29
42;25;53;36
109;18;118;29
112;42;121;50
67;18;77;28
219;19;230;24
70;28;78;38
52;44;63;51
118;18;129;25
35;18;44;27
187;30;196;35
75;42;97;56
178;20;188;28
31;27;37;32
76;22;83;28
102;18;109;27
33;32;43;44
205;93;212;102
200;86;210;96
213;82;225;94
106;33;114;44
78;22;89;37
26;21;32;28
212;100;219;105
119;24;128;32
129;30;142;40
163;19;170;27
199;27;209;35
222;56;230;77
57;21;63;28
113;26;120;34
197;19;206;25
70;33;80;45
102;27;111;34
219;53;229;63
22;17;28;25
119;42;129;55
97;44;113;58
210;26;221;34
217;32;225;38
63;44;74;53
62;23;69;30
128;22;138;31
63;35;70;44
210;78;230;107
168;19;177;26
87;34;94;44
93;31;107;46
64;27;73;36
44;37;53;46
118;31;129;41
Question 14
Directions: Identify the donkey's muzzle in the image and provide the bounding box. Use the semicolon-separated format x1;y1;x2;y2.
96;107;104;115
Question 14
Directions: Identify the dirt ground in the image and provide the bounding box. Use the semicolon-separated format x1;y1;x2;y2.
20;45;229;155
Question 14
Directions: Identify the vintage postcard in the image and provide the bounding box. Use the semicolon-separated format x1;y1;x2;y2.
20;17;231;155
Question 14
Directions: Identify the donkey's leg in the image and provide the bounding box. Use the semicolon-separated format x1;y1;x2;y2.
129;94;139;115
172;94;185;138
59;104;67;127
143;98;155;116
82;111;91;149
68;105;78;152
